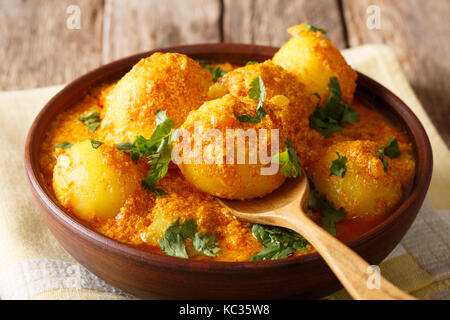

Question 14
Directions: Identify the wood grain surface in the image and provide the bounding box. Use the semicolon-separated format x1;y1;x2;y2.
1;0;448;145
342;0;450;146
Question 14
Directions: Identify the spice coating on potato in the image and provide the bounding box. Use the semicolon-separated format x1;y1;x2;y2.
102;52;212;142
53;140;144;221
220;60;314;123
177;94;289;200
273;24;357;104
310;140;403;218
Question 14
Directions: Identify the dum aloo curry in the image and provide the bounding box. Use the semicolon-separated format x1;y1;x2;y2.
39;24;415;262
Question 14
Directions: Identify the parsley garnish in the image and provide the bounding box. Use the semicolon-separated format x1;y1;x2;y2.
308;178;346;236
55;141;73;149
330;152;347;177
234;75;267;123
376;136;401;172
79;110;101;133
309;77;359;137
306;24;327;34
272;139;302;178
116;110;179;195
158;218;220;259
250;224;308;261
245;61;258;66
90;139;103;149
203;66;227;83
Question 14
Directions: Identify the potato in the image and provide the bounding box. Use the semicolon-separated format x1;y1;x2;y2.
309;140;402;218
220;59;314;121
53;140;144;221
273;24;357;104
176;95;290;200
102;52;212;142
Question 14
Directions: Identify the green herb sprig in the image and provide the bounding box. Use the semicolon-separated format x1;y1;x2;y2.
250;224;308;261
79;110;101;133
158;218;220;259
234;75;267;123
55;141;73;149
308;178;346;237
376;136;401;171
272;139;302;178
203;66;227;83
330;152;347;177
116;110;179;195
309;77;360;137
306;24;327;34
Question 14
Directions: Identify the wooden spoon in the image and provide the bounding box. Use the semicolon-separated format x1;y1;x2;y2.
216;176;414;300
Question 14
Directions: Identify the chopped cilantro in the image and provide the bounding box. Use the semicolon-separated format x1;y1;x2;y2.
158;218;189;259
55;141;73;149
309;77;359;137
192;232;221;257
116;110;179;195
308;187;346;237
158;218;220;259
234;75;267;123
203;65;227;83
250;224;308;261
330;152;347;177
376;136;401;172
154;188;168;196
90;139;103;149
306;24;327;34
272;139;302;178
79;110;101;133
245;61;258;66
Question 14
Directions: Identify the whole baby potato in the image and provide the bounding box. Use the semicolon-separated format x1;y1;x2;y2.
309;140;402;218
177;95;291;200
102;52;212;142
53;140;144;221
273;24;357;104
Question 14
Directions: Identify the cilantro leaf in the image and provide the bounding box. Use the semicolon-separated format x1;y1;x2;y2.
245;61;258;66
180;219;197;240
56;141;73;149
376;136;401;172
306;24;327;34
250;224;308;261
158;218;189;259
203;66;227;83
116;110;178;194
158;218;220;259
192;232;221;257
330;152;347;177
309;77;360;137
308;189;346;236
272;139;302;178
154;188;168;196
79;110;101;133
90;139;103;149
234;75;267;123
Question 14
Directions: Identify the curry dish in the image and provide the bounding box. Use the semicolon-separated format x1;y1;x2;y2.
39;24;415;262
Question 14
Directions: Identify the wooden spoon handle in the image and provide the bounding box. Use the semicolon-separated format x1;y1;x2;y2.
280;207;415;300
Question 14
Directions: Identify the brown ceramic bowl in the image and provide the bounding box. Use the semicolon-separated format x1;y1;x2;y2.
25;44;432;299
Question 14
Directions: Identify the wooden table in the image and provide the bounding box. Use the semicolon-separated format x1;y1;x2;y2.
1;0;448;146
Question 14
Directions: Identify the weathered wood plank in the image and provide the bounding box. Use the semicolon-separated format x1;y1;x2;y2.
0;0;104;90
342;0;450;146
223;0;347;49
102;0;222;63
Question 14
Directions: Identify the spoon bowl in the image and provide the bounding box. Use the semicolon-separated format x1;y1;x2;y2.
217;175;415;300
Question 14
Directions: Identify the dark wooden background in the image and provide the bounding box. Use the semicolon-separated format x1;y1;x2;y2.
1;0;449;145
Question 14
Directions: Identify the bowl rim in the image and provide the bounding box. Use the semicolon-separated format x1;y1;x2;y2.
24;43;433;274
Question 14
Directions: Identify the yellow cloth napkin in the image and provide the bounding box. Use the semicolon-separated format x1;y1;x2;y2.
0;44;448;300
